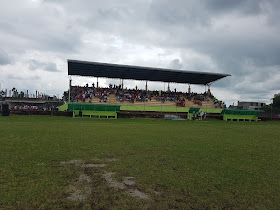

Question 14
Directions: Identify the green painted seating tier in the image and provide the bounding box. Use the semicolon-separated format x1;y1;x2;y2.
58;103;120;119
74;110;117;119
58;103;68;111
59;103;223;113
221;109;259;122
68;103;120;112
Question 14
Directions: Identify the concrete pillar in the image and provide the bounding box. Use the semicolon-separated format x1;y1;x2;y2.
97;77;99;88
145;81;148;91
68;79;72;103
207;85;211;96
121;79;124;89
168;83;170;92
188;85;191;94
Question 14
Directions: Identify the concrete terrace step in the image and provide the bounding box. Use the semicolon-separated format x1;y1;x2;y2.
75;95;216;108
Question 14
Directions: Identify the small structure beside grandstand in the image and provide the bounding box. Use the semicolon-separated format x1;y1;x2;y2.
237;101;266;110
221;109;261;122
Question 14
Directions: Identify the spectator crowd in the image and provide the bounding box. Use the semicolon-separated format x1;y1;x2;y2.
68;83;225;108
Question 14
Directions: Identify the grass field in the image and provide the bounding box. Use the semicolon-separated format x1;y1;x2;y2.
0;116;279;209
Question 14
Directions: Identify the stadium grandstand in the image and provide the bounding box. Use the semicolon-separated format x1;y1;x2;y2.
58;60;231;118
66;60;229;107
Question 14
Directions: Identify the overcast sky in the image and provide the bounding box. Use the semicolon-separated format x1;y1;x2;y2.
0;0;280;105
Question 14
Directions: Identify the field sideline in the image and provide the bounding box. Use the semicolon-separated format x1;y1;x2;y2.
0;116;279;209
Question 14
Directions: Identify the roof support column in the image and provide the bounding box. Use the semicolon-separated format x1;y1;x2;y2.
208;84;211;96
68;78;72;103
121;79;124;89
188;85;191;94
145;81;148;91
97;77;99;88
168;83;170;92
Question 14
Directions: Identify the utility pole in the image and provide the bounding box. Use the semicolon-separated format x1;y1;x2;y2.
270;98;273;121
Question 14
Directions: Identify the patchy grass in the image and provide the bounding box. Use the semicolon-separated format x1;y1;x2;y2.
0;116;279;209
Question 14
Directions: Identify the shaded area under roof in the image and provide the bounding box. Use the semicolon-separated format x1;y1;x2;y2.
68;60;230;85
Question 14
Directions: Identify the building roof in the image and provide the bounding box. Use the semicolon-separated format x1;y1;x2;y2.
68;60;230;85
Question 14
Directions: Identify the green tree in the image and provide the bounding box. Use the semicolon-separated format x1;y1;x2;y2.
272;93;280;108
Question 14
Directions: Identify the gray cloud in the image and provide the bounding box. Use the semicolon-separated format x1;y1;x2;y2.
169;59;183;70
29;59;59;72
148;0;212;28
0;0;280;104
0;0;83;54
205;0;263;15
0;49;13;65
7;74;40;80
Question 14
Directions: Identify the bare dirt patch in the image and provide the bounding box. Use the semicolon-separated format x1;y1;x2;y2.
67;174;92;201
103;172;149;200
61;158;151;201
60;160;83;166
82;163;107;168
107;158;118;162
102;172;125;190
123;177;135;186
127;189;149;200
60;160;107;168
78;174;92;183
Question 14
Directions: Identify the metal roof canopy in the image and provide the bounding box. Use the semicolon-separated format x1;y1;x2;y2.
68;60;230;85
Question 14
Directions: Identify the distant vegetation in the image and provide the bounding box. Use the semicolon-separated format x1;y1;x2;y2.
262;92;280;111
